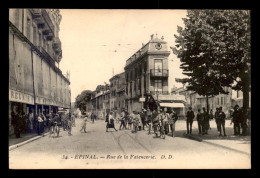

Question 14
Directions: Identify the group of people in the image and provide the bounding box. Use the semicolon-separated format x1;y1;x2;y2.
103;105;251;138
186;106;225;136
230;105;250;136
11;104;76;139
104;108;179;138
186;105;251;137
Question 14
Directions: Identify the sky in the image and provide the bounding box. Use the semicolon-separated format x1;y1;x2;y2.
58;9;188;102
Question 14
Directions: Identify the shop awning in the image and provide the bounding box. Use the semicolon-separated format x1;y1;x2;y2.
159;103;185;108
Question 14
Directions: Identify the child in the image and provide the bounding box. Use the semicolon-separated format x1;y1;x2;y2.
80;115;88;133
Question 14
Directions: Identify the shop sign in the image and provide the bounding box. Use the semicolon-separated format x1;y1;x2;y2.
9;89;34;105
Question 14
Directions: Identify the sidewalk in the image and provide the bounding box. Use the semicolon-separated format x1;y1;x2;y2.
9;129;51;147
176;120;251;155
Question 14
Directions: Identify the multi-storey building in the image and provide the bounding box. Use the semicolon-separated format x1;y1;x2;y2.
9;9;71;135
124;35;171;113
109;72;125;113
90;87;110;119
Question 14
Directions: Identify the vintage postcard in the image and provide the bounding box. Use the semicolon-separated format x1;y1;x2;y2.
8;9;251;169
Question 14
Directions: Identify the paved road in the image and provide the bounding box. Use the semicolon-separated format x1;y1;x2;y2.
9;118;251;169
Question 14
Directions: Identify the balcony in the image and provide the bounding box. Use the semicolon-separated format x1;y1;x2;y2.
30;9;42;18
53;37;61;50
30;9;55;39
150;69;168;78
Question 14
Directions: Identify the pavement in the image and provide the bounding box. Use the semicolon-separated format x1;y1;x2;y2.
9;118;251;169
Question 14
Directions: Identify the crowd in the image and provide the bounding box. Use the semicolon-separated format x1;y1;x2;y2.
103;104;251;138
104;108;179;138
10;105;76;139
11;104;251;139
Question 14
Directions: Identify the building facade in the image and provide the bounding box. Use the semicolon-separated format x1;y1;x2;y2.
172;86;233;117
124;35;171;113
109;72;126;113
9;9;71;135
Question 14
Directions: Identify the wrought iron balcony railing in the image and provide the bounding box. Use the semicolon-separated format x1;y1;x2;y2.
150;69;168;77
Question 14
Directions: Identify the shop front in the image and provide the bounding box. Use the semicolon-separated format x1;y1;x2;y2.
9;89;35;135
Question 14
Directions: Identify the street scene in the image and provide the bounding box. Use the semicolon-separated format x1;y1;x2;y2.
9;117;250;169
9;9;251;169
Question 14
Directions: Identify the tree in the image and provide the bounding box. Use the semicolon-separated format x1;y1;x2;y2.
75;90;92;114
173;10;250;111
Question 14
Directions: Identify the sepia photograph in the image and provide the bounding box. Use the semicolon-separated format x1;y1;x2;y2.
8;9;251;169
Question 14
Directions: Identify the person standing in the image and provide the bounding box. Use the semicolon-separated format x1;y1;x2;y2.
80;115;88;133
186;107;195;135
146;108;152;134
161;109;169;135
209;109;213;129
202;107;209;135
67;114;72;136
153;110;160;136
232;105;241;135
11;105;22;138
168;109;178;137
28;111;34;133
91;112;95;124
140;109;146;130
215;108;220;132
107;111;117;132
127;112;133;130
196;109;203;135
37;114;44;135
119;110;126;130
137;112;142;131
218;107;226;136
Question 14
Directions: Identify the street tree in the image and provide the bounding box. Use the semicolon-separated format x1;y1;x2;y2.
172;10;250;111
75;90;92;114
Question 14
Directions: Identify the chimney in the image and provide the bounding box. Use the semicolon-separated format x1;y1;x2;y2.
150;34;154;40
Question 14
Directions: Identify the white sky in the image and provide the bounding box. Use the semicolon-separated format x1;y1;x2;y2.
58;9;188;102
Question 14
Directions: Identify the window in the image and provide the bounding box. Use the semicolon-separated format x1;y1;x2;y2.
33;25;37;45
221;97;223;105
154;59;163;76
39;32;42;47
26;17;31;41
154;80;162;91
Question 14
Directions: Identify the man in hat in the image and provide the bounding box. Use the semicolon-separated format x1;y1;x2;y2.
169;108;178;137
202;107;209;135
196;109;203;135
232;105;241;135
11;105;23;138
119;109;126;130
215;108;220;132
186;106;195;135
218;107;227;136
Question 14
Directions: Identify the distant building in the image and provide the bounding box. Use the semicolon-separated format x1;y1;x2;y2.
124;34;171;113
109;72;126;113
91;88;110;120
172;86;233;117
231;90;251;108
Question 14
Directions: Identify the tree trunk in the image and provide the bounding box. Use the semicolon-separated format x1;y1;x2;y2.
242;84;250;109
242;74;250;110
206;95;209;114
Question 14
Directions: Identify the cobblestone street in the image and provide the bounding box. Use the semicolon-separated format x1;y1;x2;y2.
9;118;251;169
